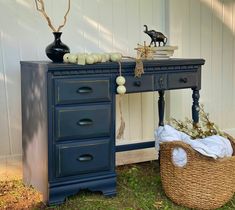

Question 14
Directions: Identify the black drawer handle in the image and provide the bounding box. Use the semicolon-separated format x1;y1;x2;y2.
179;78;188;83
134;81;141;87
77;154;93;162
77;86;93;94
77;119;93;126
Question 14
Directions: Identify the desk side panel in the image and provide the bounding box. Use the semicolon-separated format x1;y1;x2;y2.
21;63;48;201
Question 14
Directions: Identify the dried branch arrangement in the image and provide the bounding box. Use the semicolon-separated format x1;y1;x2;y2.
170;104;226;139
35;0;71;32
134;41;154;60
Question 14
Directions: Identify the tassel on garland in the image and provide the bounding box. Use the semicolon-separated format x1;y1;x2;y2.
116;95;126;139
122;56;144;78
134;59;144;78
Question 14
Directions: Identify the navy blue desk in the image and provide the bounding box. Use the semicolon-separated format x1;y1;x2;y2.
21;59;205;205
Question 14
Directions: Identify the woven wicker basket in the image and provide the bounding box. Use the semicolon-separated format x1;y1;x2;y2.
160;137;235;210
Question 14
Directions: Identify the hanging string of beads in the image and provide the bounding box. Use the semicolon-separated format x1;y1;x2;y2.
116;61;126;94
134;59;144;78
116;61;126;139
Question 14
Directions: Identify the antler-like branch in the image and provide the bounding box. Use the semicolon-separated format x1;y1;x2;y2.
35;0;57;32
57;0;71;32
35;0;71;32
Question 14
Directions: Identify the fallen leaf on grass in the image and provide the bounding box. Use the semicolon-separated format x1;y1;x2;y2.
153;200;163;209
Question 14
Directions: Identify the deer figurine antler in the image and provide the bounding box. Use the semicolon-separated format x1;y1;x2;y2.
35;0;71;32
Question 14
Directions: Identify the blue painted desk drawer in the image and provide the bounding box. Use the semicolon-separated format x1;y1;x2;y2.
55;139;111;177
125;75;154;93
55;104;111;141
168;72;198;89
54;78;111;105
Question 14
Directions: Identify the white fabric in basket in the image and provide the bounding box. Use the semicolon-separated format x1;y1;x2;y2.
155;125;233;166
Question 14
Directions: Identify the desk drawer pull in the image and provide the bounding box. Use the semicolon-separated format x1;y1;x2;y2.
179;78;188;83
77;119;93;126
77;154;93;162
159;77;164;87
77;86;93;94
134;81;141;87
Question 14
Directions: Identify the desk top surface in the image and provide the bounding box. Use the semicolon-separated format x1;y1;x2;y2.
21;58;205;71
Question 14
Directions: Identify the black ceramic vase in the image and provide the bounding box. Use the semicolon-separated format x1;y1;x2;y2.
46;32;70;63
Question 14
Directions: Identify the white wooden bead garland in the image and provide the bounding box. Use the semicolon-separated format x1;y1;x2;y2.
63;52;122;65
63;52;144;78
116;61;126;95
116;61;126;139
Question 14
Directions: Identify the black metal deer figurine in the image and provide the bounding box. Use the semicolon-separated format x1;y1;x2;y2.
143;25;167;47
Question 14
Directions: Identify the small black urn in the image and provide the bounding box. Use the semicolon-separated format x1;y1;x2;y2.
46;32;70;63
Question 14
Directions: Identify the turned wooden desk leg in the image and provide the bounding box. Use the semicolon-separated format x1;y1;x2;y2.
158;90;165;126
192;89;200;126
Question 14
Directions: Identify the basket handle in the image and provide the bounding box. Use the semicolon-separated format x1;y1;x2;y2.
224;133;235;192
160;141;196;168
223;132;235;155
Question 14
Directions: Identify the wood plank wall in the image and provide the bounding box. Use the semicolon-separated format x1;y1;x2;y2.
1;0;235;162
0;0;165;160
166;0;235;135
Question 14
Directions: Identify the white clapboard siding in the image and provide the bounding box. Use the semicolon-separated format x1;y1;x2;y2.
166;0;235;133
210;0;223;125
0;0;164;163
166;0;187;120
0;1;22;157
83;1;100;53
125;0;143;143
64;0;87;53
221;0;234;129
0;30;11;157
2;0;235;164
98;0;114;52
116;0;166;144
140;0;156;141
200;0;213;116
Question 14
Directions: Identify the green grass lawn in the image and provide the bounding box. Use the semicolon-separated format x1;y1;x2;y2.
1;161;235;209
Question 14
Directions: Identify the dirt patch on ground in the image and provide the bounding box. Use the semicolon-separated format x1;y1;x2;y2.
0;180;45;209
